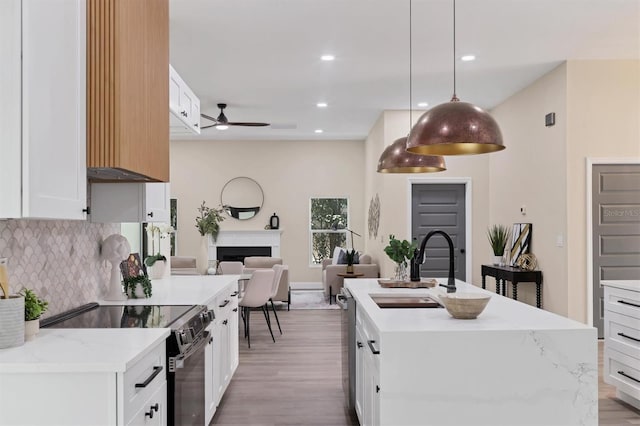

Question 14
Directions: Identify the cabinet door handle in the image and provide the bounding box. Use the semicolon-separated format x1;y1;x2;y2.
82;207;91;214
223;319;228;325
145;403;159;418
231;291;239;297
194;123;199;127
209;336;213;344
135;366;163;388
367;340;380;355
376;385;380;393
618;370;640;383
618;332;640;343
147;212;154;218
219;300;230;308
618;300;640;308
356;341;363;349
232;308;238;312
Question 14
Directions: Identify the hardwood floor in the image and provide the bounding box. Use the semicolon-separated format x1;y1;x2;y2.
212;310;639;425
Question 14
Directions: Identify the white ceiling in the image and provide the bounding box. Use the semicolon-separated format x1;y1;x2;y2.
169;0;640;141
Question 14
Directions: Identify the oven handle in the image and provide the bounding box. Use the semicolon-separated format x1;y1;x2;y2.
169;331;210;370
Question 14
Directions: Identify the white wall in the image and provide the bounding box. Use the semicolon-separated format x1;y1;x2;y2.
170;139;365;282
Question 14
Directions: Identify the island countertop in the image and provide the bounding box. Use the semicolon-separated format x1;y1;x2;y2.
345;278;592;333
601;279;640;292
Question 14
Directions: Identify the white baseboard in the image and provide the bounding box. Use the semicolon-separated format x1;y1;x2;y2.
290;281;322;291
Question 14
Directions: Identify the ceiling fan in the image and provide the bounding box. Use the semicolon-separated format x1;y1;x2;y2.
200;103;270;129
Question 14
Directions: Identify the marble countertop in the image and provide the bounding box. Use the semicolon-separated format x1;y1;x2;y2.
601;280;640;292
0;328;169;373
100;274;240;306
0;275;239;373
345;278;593;333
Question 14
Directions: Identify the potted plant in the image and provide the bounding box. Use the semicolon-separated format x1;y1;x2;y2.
144;223;174;279
19;288;48;341
123;275;153;299
195;201;226;274
384;235;417;281
487;224;510;266
345;249;357;274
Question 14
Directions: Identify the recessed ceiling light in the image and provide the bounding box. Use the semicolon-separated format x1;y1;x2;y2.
316;102;328;108
216;125;229;130
461;55;476;62
314;129;324;134
417;102;429;108
321;54;335;61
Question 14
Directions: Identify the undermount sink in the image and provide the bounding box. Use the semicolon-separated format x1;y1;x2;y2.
371;294;443;309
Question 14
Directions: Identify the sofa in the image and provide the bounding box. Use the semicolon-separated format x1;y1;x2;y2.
322;254;379;302
243;256;290;310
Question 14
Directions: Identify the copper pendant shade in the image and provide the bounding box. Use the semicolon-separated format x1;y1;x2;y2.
377;137;446;173
406;98;505;155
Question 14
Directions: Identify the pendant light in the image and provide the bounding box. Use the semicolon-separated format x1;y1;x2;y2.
406;0;505;156
377;0;446;173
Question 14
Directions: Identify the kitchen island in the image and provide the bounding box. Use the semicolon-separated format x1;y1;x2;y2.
0;274;240;425
345;278;597;426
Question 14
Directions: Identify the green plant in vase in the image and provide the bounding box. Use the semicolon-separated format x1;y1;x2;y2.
19;288;48;340
195;201;225;242
345;249;357;274
384;235;417;281
487;224;510;266
123;275;153;299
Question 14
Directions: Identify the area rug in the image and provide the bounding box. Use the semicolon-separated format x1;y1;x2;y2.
289;290;340;310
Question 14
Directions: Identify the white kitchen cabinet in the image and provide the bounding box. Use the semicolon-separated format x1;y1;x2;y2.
355;309;380;426
169;65;201;135
0;0;87;220
603;283;640;410
204;323;217;423
90;182;170;223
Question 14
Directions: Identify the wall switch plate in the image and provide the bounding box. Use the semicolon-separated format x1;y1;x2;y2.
556;234;564;247
520;205;527;215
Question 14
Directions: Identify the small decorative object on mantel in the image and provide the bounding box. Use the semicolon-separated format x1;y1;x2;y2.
270;213;280;230
384;235;417;281
0;258;25;349
102;234;132;301
487;224;510;266
19;288;48;341
195;201;225;274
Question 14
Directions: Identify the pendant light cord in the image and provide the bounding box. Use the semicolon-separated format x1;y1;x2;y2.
409;0;413;133
451;0;459;102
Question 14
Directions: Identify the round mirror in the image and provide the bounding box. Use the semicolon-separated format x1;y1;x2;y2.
220;177;264;220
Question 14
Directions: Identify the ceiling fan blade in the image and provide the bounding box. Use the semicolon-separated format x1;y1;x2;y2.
228;122;270;127
200;113;219;123
201;124;218;129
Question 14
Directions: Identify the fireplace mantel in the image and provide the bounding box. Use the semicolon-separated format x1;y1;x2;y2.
208;230;283;261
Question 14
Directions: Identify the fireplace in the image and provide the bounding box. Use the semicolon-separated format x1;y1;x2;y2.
208;230;282;262
217;246;271;263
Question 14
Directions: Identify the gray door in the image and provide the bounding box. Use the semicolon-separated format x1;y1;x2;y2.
592;164;640;338
412;184;466;281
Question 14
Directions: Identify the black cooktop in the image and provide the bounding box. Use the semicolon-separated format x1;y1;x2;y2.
42;303;194;329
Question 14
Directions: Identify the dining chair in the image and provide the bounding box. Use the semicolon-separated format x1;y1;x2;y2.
219;261;244;275
268;265;286;335
238;269;276;348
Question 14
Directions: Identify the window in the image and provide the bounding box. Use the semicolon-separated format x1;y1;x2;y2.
310;197;348;265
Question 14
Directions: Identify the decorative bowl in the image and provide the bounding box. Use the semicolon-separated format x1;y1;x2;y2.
437;292;491;319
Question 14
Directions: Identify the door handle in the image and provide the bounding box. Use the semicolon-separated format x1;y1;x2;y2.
460;248;466;254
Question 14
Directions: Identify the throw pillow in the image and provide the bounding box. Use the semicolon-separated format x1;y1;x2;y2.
337;249;347;264
332;246;344;265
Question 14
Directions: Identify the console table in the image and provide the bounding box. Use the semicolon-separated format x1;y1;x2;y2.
481;264;543;308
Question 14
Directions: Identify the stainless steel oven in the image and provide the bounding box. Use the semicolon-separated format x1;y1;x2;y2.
336;287;356;414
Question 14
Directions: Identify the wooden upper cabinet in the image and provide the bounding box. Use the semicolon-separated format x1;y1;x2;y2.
87;0;169;182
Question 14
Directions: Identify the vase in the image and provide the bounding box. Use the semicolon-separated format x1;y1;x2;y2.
149;260;167;279
24;319;39;341
196;235;209;275
346;264;354;274
393;262;408;281
126;285;147;299
0;296;25;348
492;255;502;266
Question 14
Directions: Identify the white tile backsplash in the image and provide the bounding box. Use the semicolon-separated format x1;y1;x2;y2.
0;220;119;318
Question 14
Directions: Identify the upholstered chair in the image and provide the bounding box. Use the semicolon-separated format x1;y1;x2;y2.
238;269;276;348
219;261;244;275
267;265;287;335
243;256;290;310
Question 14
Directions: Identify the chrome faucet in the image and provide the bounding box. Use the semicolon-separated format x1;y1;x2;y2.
410;230;457;293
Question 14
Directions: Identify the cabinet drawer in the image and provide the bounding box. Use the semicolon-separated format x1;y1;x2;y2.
605;286;640;319
605;348;640;399
357;309;381;369
123;343;166;424
127;380;167;426
605;311;640;361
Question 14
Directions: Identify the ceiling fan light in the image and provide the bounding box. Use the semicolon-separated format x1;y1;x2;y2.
216;125;229;130
377;137;446;173
406;100;505;155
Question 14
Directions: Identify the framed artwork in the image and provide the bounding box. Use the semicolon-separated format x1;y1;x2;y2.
510;223;532;266
120;253;147;278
